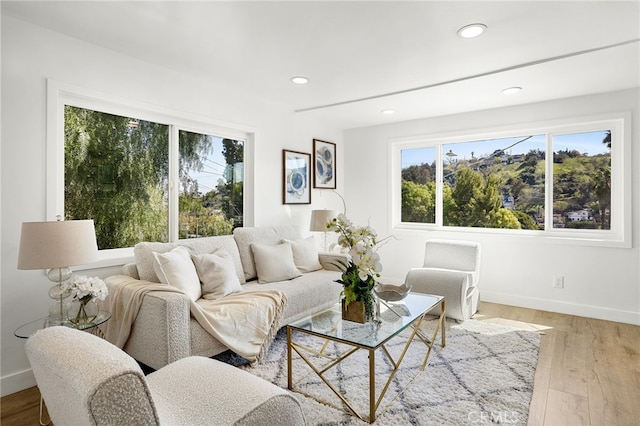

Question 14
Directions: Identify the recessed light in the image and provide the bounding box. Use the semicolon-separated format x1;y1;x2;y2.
290;76;309;85
381;109;396;115
502;86;522;95
457;23;487;38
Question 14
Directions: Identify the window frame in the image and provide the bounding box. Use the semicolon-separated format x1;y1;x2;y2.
47;80;255;267
390;113;631;248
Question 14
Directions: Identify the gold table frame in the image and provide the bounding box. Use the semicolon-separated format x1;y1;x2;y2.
287;295;445;423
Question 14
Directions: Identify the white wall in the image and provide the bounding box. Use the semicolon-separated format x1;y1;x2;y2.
0;16;342;396
344;89;640;327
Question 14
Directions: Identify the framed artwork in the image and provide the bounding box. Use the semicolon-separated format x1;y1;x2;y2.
313;139;336;189
283;149;311;204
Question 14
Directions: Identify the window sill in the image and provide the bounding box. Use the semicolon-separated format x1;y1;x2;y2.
392;223;630;249
73;247;135;271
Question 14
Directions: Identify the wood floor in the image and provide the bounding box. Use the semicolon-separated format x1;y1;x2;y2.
2;301;639;425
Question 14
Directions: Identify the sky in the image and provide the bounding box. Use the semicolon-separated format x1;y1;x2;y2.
401;130;610;168
187;136;243;194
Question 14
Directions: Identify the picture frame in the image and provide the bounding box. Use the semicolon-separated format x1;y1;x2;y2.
313;139;336;189
283;149;311;204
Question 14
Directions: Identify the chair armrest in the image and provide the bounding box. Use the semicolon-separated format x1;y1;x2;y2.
405;268;472;320
318;252;349;271
147;356;306;426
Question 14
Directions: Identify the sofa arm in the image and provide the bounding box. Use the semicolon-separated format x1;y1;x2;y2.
121;290;191;370
405;268;473;321
318;252;349;271
147;356;306;425
122;262;140;279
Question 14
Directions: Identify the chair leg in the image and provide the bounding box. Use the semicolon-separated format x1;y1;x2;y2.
39;395;50;426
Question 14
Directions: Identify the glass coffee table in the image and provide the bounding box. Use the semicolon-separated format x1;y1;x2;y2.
287;293;445;423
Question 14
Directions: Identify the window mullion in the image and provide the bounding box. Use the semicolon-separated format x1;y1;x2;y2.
168;125;180;242
435;144;444;226
544;133;553;231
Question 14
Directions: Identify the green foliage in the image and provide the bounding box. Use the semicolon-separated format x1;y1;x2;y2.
448;168;483;226
402;145;610;230
487;208;521;229
553;154;611;229
334;260;377;321
178;194;233;239
401;180;435;223
445;167;515;228
64;107;243;249
64;106;170;249
512;210;540;230
401;163;435;185
219;139;244;227
565;220;598;229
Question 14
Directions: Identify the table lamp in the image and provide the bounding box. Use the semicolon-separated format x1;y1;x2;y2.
17;219;99;325
310;209;338;251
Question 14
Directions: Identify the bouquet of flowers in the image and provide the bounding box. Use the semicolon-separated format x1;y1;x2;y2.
63;275;108;324
327;214;387;321
65;275;108;303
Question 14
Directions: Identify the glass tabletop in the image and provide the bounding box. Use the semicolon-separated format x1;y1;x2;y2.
287;293;443;349
14;311;111;339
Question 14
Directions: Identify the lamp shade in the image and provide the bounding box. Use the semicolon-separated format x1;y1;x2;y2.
17;220;99;270
310;210;338;232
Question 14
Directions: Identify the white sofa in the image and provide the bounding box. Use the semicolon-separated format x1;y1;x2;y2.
107;225;344;370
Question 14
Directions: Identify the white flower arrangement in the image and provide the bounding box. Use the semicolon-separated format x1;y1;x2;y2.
327;214;391;321
327;214;384;281
64;275;108;304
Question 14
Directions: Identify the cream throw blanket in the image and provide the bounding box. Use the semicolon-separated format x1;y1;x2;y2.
102;275;287;364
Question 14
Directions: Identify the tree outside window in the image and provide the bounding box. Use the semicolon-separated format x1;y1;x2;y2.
64;106;244;250
400;129;611;232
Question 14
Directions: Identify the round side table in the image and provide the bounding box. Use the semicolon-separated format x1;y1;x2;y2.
14;311;111;339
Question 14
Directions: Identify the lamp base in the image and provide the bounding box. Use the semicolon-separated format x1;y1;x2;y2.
47;274;72;325
48;301;70;325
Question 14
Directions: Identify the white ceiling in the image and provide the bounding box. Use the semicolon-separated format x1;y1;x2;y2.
3;1;639;129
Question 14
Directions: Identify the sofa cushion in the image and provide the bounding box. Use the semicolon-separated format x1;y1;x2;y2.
233;226;302;281
134;235;245;284
242;269;343;323
250;242;301;284
284;236;322;273
153;246;202;301
135;242;178;282
192;249;242;300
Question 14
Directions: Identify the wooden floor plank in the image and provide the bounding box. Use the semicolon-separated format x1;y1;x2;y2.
544;388;590;426
0;387;46;426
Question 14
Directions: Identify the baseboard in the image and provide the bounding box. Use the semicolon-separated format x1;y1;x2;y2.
1;368;36;397
481;291;640;326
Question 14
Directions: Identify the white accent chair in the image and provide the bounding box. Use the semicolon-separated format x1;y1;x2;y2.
405;239;481;321
25;326;306;426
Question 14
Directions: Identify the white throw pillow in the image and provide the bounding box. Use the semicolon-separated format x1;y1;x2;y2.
250;242;302;284
152;246;202;301
284;236;322;273
192;249;242;300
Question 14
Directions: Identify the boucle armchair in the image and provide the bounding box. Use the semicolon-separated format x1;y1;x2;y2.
25;326;306;426
405;239;481;321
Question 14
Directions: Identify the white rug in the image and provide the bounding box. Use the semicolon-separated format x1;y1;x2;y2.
220;317;541;425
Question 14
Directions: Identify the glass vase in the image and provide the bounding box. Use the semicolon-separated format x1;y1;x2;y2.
69;299;99;327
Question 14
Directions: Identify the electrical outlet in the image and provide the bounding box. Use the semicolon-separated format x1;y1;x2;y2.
553;275;564;289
